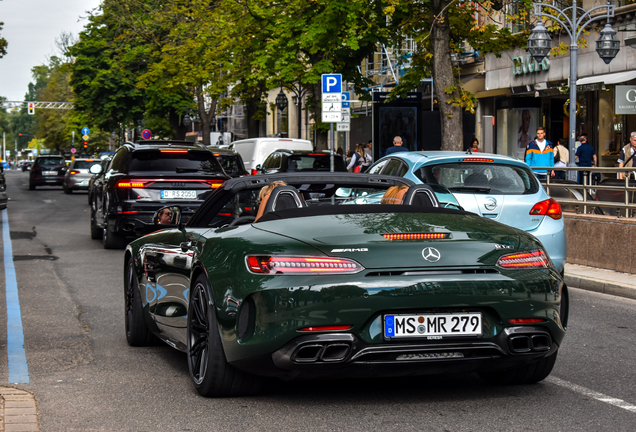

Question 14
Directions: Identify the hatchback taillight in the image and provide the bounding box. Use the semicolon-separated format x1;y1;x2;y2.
70;170;80;175
530;198;562;220
246;255;364;275
497;250;549;269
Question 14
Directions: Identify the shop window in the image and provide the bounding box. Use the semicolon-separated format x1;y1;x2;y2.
506;1;527;34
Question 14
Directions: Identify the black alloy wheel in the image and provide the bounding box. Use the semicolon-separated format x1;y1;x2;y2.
124;258;156;346
187;275;261;397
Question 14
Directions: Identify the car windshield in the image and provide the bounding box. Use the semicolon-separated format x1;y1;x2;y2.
129;150;224;175
415;163;539;195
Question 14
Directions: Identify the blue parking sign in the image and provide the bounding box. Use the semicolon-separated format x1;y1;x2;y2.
322;74;342;93
341;92;350;108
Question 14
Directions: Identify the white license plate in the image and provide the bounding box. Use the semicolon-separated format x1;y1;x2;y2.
161;190;197;199
43;171;57;176
384;313;482;338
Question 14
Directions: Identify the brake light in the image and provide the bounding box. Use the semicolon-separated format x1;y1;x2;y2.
213;153;221;157
497;250;549;269
463;158;493;162
160;150;188;153
308;153;327;156
509;318;546;324
299;325;353;332
117;181;146;188
383;233;448;240
530;198;562;220
250;169;259;175
85;159;95;162
204;180;223;189
70;170;80;175
115;211;139;215
246;255;364;274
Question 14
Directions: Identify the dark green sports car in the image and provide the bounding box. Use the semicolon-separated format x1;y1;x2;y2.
124;173;567;397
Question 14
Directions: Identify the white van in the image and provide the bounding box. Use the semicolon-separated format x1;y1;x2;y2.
230;138;313;174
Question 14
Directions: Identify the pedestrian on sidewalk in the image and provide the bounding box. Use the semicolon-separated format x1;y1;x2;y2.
525;126;555;181
553;138;569;180
385;136;409;155
575;133;597;184
617;131;636;180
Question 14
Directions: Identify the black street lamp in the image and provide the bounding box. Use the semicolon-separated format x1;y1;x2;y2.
528;1;618;179
275;86;288;113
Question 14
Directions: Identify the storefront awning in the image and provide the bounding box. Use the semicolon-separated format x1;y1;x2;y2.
576;70;636;86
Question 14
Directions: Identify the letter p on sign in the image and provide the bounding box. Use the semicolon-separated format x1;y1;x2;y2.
322;74;342;93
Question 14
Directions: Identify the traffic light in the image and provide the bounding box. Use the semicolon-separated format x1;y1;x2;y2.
83;141;88;148
27;102;35;115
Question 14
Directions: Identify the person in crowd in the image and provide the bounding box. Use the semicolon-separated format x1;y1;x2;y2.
525;126;554;180
365;141;374;163
336;147;345;163
575;133;597;184
255;181;287;222
381;185;409;204
553;138;569;180
347;143;370;173
385;136;409;156
471;138;479;153
618;131;636;180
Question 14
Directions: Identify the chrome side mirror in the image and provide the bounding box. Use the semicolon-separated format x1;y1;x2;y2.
153;206;182;226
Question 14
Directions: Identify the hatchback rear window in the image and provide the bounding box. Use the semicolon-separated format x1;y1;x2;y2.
73;160;101;169
416;163;539;195
36;157;64;166
129;150;224;175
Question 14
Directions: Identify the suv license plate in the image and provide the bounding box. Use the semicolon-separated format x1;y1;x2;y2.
384;313;482;338
43;171;56;176
161;190;197;199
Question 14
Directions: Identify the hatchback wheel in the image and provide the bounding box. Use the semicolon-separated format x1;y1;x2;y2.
187;275;262;397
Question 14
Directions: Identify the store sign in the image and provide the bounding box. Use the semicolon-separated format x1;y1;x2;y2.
615;85;636;115
512;55;550;76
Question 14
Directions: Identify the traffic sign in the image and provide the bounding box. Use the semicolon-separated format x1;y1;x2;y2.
142;129;152;140
322;112;342;122
82;135;89;140
341;107;351;114
81;127;90;135
322;93;341;102
71;148;76;154
341;92;350;108
322;74;342;93
336;123;350;131
342;114;351;123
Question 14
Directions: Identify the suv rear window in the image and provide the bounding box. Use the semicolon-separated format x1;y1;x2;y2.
287;155;345;172
35;157;64;166
416;163;539;195
129;150;224;175
216;155;246;177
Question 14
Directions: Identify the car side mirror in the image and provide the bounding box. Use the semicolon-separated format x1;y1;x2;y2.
89;164;103;175
255;164;262;172
153;205;182;227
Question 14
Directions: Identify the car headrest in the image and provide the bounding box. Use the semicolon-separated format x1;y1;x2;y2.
402;186;436;207
262;185;305;214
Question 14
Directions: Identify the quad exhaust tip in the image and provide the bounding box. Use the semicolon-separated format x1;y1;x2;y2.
292;342;352;363
509;334;551;354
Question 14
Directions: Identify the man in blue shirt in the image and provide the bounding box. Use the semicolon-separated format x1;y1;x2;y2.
575;133;597;184
385;136;409;156
525;127;554;181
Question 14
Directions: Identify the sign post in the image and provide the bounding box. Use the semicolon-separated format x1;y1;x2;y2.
321;74;342;172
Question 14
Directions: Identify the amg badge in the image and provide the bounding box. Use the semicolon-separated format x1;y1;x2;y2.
331;248;368;253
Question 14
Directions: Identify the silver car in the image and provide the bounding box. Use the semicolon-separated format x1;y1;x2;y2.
63;158;102;194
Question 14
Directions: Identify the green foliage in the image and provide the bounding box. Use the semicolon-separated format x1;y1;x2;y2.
0;22;7;58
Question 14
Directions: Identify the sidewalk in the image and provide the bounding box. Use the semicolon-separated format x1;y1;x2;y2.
0;263;630;432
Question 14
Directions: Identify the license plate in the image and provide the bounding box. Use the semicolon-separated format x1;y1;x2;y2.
384;313;482;339
161;190;197;199
43;171;57;176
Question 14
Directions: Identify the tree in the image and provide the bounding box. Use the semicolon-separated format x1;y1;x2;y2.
0;22;7;58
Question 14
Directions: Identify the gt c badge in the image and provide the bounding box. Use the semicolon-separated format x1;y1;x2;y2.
422;247;441;263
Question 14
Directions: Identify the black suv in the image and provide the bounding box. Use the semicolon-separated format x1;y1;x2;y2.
29;155;67;189
90;141;230;248
206;146;248;177
257;149;347;174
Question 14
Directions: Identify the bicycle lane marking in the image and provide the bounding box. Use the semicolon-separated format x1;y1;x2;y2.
547;376;636;413
2;208;30;383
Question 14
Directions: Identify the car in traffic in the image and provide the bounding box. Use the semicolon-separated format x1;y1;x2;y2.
90;140;230;249
123;172;568;397
205;146;248;177
29;155;67;190
63;158;103;194
87;157;112;205
256;149;347;174
230;137;313;174
0;163;7;209
20;161;33;172
366;152;567;274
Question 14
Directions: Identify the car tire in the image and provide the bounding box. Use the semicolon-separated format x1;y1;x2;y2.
124;258;156;346
478;351;558;385
63;185;72;194
28;181;35;190
187;275;262;397
90;209;102;240
102;225;126;249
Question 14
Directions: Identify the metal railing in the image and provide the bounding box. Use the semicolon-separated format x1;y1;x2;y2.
536;166;636;217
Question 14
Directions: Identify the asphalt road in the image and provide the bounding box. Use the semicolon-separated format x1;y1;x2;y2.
1;169;635;431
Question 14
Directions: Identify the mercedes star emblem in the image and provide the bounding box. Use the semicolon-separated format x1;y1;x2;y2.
422;247;441;263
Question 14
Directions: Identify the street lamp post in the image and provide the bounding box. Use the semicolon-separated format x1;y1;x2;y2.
527;1;619;180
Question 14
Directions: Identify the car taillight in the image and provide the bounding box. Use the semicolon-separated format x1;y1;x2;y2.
204;180;224;189
382;233;449;240
160;150;188;153
70;170;80;175
497;250;549;269
117;181;147;188
250;169;259;175
299;325;353;332
462;158;493;162
530;198;562;220
509;318;546;324
246;255;364;275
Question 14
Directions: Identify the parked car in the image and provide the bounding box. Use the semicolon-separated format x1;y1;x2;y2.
20;161;33;172
0;164;7;209
123;172;567;397
257;149;347;174
366;152;567;273
205;146;248;177
90;140;230;249
63;159;103;194
229;137;313;174
29;155;67;190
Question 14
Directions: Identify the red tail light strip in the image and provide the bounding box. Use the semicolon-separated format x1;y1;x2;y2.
497;250;549;269
116;179;224;189
246;255;364;275
462;158;493;162
509;318;546;324
160;150;188;153
382;233;448;241
530;198;562;220
299;325;353;332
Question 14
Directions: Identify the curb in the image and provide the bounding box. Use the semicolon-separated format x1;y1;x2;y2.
0;387;39;432
564;263;636;301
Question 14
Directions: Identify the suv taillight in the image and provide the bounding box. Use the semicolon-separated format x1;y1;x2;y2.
497;250;549;269
530;198;562;220
117;180;147;188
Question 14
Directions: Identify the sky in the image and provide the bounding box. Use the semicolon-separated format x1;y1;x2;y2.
0;0;102;102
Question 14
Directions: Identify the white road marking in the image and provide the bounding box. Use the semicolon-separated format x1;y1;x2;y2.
43;200;52;203
547;376;636;413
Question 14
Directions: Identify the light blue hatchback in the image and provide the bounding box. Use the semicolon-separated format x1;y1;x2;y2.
367;151;566;273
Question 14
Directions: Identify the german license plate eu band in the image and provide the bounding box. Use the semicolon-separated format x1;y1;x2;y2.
161;190;196;199
384;313;482;339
